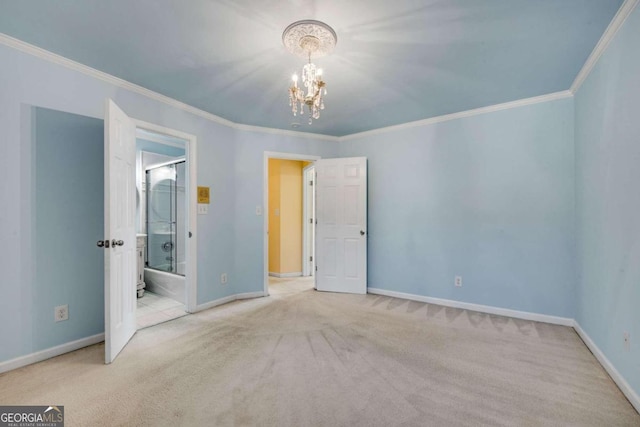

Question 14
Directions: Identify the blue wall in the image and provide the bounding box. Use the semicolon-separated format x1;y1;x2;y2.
233;131;338;294
34;107;105;350
0;43;335;363
340;98;576;317
574;5;640;399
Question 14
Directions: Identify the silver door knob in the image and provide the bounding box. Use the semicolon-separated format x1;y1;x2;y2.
112;239;124;247
360;230;366;236
97;240;110;248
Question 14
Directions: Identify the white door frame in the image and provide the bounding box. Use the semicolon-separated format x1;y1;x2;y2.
263;151;320;296
134;119;198;313
302;164;316;277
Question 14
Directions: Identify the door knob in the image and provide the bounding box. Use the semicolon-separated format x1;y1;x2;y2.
360;230;366;236
112;239;124;247
97;240;110;248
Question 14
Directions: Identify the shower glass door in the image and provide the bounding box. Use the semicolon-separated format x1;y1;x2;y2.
146;161;184;275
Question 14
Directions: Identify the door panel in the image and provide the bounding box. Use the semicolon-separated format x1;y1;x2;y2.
105;99;137;364
315;157;367;294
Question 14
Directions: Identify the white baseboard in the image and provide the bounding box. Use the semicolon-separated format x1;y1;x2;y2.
194;291;264;312
367;288;574;326
573;321;640;413
1;290;266;374
194;294;237;312
269;272;302;278
236;291;265;300
0;333;105;375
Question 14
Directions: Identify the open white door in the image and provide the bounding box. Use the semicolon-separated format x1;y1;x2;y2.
315;157;367;294
302;164;316;277
104;99;137;363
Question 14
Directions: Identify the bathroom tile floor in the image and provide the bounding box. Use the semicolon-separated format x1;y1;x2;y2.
136;291;187;329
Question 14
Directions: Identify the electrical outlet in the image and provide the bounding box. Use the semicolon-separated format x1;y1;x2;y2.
54;304;68;322
221;273;228;284
623;332;630;352
455;276;462;287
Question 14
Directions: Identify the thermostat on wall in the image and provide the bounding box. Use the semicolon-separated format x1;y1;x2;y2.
198;186;210;204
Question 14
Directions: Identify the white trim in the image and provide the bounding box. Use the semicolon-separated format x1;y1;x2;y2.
236;291;265;300
194;295;237;312
570;0;640;94
0;33;576;143
193;292;263;312
573;321;640;413
234;122;338;142
339;91;573;142
136;128;186;149
367;288;574;326
0;33;340;143
133;119;198;314
0;334;104;374
269;272;303;278
263;152;322;297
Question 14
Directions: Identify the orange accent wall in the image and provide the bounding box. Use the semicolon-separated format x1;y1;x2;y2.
268;159;305;274
268;159;281;273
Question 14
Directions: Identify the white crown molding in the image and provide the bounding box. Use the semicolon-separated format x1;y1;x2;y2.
234;122;338;142
573;321;640;413
570;0;639;94
0;33;340;143
367;287;574;326
339;91;573;142
0;333;104;374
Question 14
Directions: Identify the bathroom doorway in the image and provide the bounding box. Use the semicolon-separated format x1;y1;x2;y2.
134;127;193;329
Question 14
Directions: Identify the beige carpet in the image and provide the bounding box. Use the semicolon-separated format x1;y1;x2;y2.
1;277;638;426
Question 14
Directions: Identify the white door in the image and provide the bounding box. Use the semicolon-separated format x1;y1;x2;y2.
104;99;137;363
315;157;367;294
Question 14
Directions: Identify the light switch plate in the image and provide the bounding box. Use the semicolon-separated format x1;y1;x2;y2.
197;204;208;215
256;205;262;216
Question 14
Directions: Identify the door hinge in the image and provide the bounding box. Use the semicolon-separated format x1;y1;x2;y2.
309;218;313;224
309;180;314;186
310;256;313;262
315;265;318;271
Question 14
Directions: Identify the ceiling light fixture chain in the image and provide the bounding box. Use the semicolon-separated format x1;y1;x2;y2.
283;20;336;125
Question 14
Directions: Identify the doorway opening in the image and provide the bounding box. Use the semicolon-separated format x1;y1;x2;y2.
134;128;191;329
263;152;320;296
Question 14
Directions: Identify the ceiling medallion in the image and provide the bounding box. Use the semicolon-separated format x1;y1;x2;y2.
283;20;337;124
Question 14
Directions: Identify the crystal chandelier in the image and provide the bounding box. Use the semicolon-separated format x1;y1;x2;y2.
282;20;337;124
